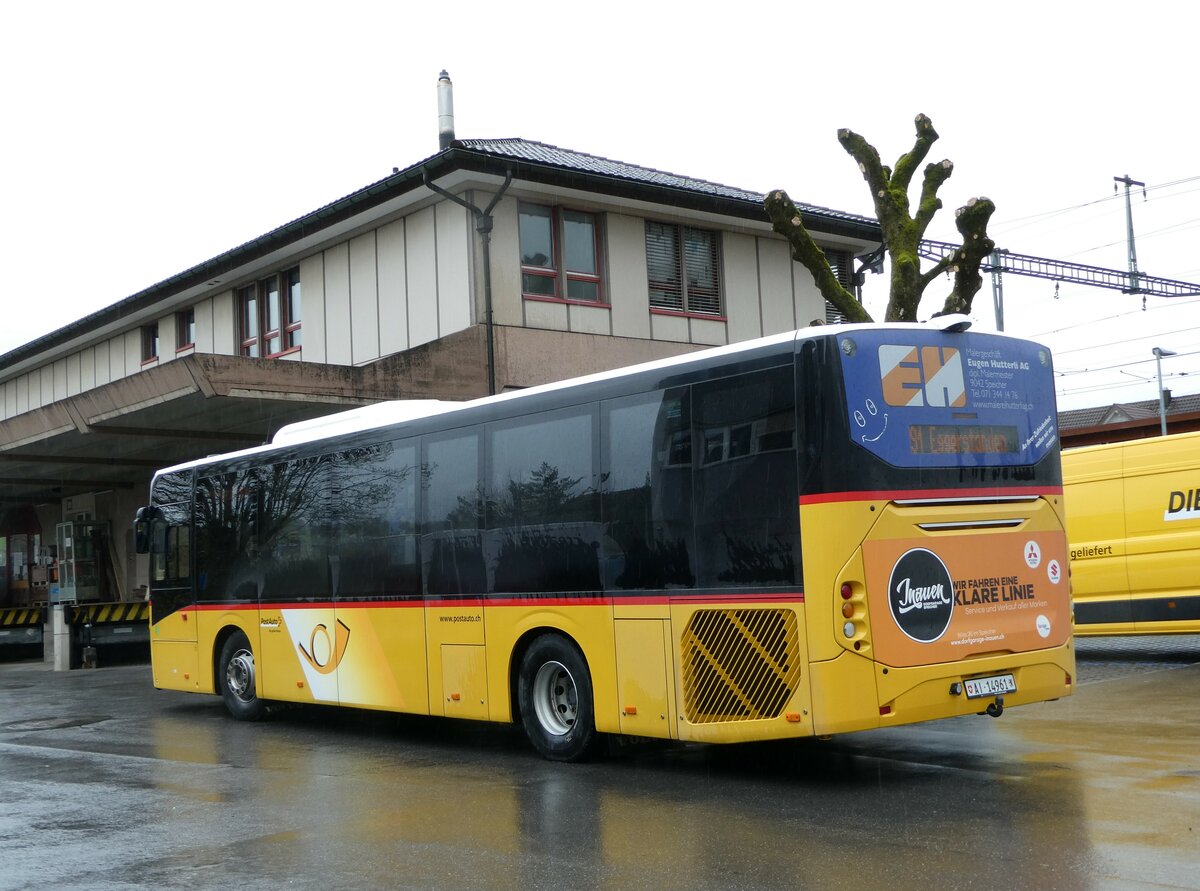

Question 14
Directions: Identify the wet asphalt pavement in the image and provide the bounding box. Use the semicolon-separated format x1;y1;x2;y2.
0;636;1196;891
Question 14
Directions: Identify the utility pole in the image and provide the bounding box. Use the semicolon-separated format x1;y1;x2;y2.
1152;346;1177;436
1114;174;1146;301
989;248;1007;331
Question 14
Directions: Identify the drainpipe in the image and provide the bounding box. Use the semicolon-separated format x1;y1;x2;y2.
423;168;513;396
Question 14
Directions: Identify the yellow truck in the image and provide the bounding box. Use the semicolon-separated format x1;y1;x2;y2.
1063;430;1200;635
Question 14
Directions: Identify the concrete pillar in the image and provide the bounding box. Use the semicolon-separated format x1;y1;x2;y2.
50;605;73;671
43;609;55;665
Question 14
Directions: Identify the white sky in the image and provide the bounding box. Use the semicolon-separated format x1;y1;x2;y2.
2;1;1196;411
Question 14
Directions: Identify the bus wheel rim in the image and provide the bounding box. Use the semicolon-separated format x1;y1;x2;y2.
532;660;577;736
227;649;255;702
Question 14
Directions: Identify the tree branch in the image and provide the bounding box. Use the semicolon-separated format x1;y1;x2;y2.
914;159;953;239
941;197;997;316
765;189;872;323
919;254;955;291
891;114;939;193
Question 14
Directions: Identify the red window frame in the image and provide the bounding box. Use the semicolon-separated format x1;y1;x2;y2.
646;222;723;317
519;204;604;304
140;323;159;364
239;267;301;358
176;307;195;351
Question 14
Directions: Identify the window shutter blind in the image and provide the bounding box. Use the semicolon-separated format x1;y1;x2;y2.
823;249;857;324
683;227;721;315
646;222;683;310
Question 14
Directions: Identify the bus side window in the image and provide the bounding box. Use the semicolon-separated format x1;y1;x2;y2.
330;440;421;599
601;388;695;591
195;468;260;602
258;456;330;601
149;503;192;593
485;404;600;594
692;367;800;588
422;430;486;596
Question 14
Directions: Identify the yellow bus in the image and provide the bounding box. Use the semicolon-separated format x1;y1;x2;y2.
1063;430;1200;635
135;317;1073;760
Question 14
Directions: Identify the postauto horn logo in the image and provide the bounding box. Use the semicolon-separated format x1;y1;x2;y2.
888;548;955;643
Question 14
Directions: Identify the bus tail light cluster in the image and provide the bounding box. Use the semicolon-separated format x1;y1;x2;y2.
839;580;869;651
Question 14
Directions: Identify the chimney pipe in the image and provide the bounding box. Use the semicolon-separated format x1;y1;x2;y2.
438;70;455;150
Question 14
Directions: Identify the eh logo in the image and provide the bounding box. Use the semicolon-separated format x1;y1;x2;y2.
879;345;966;408
298;619;351;675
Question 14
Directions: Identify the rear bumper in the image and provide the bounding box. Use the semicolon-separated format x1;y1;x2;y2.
810;642;1075;735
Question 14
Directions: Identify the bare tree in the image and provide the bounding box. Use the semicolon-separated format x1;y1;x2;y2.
765;114;995;323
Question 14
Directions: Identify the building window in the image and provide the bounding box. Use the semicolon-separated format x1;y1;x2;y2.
176;307;196;350
141;324;159;363
823;249;857;324
239;267;301;357
645;221;722;316
519;204;603;302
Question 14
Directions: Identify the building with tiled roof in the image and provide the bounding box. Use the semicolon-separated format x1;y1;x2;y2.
1059;393;1200;448
0;102;881;606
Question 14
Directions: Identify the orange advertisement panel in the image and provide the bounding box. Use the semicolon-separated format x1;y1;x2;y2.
863;530;1070;667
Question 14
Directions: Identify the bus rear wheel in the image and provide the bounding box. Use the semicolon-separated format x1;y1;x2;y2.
518;634;599;762
218;630;265;721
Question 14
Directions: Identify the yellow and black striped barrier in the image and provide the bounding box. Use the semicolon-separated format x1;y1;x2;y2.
0;606;44;650
68;602;150;626
0;607;43;628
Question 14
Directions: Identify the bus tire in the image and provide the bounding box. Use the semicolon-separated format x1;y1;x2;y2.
518;634;600;762
218;630;264;721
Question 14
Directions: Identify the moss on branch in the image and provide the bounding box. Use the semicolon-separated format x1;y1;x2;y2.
765;190;872;323
768;114;994;325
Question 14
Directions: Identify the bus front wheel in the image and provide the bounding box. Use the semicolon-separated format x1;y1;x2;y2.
518;634;599;762
218;630;265;721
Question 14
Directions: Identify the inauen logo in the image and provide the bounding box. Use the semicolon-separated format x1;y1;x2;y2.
888;548;955;643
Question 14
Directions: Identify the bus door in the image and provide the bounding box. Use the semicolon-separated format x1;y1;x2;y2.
145;500;196;643
252;457;339;706
138;470;198;691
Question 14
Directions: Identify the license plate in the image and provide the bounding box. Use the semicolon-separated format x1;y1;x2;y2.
963;673;1016;699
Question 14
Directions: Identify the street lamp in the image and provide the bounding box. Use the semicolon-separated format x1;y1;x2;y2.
1152;347;1177;436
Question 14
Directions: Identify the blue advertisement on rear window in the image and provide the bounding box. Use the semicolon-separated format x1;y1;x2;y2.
837;328;1058;469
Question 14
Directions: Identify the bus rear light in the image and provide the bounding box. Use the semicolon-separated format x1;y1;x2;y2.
879;705;892;715
840;583;853;600
1065;673;1072;687
843;622;855;638
841;602;854;619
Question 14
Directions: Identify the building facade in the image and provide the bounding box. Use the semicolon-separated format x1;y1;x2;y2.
0;136;881;608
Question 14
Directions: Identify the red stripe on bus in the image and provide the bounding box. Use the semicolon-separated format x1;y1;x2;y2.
799;485;1063;505
182;593;804;611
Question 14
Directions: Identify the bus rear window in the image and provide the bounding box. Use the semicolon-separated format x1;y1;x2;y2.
838;329;1058;469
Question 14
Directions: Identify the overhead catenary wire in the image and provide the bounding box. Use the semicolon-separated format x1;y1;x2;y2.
991;175;1200;235
1057;369;1193;398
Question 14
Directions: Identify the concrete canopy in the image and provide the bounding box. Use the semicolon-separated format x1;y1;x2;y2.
0;329;493;506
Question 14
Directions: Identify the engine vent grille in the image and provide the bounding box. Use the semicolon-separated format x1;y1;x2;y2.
681;608;801;723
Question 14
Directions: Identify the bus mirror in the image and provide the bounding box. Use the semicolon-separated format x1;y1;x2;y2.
134;507;163;554
134;520;150;554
